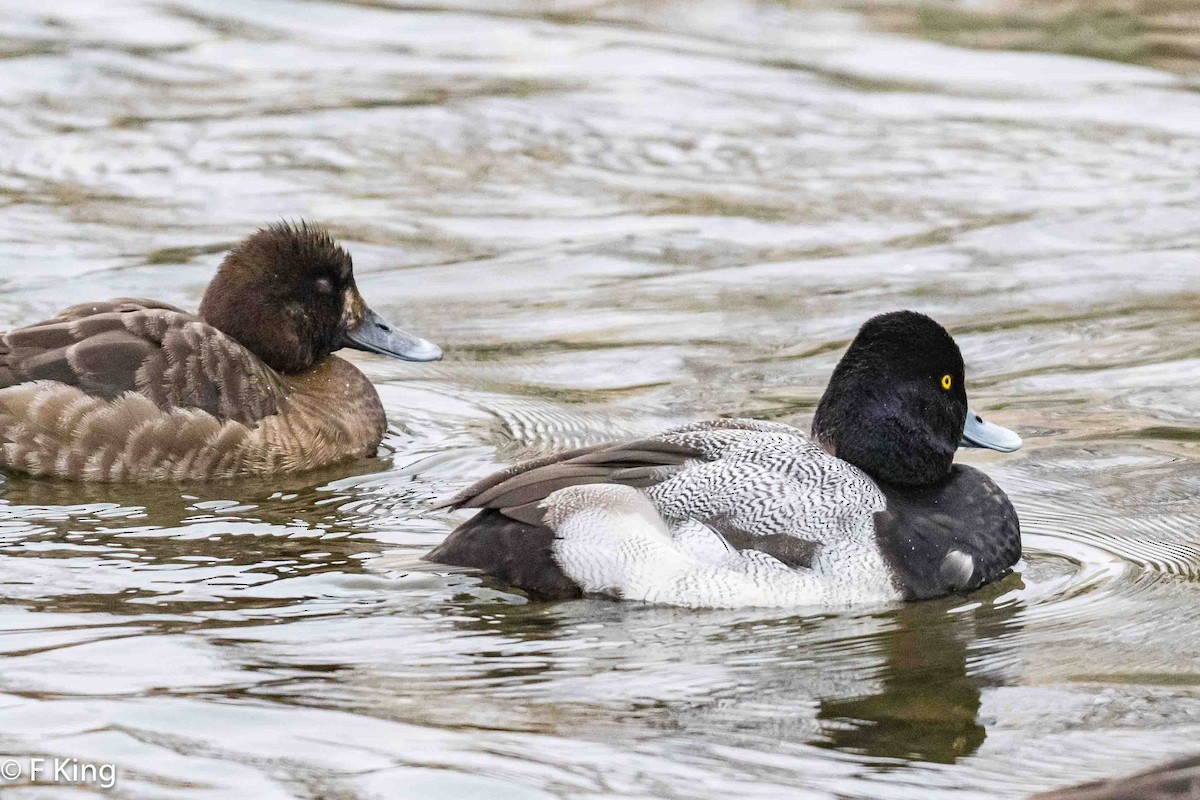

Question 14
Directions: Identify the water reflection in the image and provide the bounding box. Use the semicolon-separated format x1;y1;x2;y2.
418;573;1031;770
818;588;1023;764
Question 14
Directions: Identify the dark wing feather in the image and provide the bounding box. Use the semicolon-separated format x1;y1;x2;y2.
469;465;619;508
435;442;610;509
437;437;702;523
712;522;818;570
0;297;285;426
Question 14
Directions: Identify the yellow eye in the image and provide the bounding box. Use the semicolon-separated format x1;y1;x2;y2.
941;374;953;390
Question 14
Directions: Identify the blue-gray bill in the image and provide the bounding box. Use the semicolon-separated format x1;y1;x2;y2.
342;307;443;362
960;408;1022;452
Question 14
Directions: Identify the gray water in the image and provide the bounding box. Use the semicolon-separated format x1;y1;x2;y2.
0;1;1198;798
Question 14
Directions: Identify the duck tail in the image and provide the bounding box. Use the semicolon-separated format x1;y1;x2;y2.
425;509;582;600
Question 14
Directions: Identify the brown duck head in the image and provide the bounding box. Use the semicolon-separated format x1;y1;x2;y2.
199;221;442;374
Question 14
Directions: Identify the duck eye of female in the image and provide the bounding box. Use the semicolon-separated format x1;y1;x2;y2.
941;374;953;390
315;277;333;295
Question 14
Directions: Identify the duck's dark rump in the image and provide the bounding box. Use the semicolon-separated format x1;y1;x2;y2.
428;509;582;599
875;464;1021;600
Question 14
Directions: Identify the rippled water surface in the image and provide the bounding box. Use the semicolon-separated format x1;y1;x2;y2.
1;1;1199;797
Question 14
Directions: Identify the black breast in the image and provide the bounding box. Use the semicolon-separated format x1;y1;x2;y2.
874;465;1021;600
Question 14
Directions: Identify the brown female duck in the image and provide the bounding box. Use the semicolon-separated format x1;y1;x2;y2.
0;222;441;481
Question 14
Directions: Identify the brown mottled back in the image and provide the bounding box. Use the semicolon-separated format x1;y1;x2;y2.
0;299;387;481
0;298;285;424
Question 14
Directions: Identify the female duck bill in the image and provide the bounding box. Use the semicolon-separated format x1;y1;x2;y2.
342;306;442;362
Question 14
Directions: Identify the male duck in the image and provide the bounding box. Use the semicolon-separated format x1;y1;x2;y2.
0;222;441;481
428;311;1022;608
